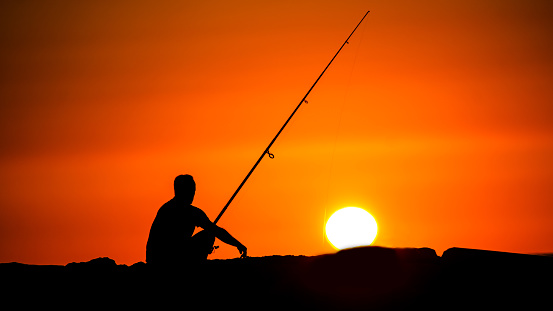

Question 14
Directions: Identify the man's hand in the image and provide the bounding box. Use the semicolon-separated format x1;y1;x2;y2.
237;243;248;258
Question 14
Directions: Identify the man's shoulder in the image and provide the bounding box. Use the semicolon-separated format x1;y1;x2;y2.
156;199;176;214
189;205;213;228
190;205;208;216
155;200;209;220
161;198;176;207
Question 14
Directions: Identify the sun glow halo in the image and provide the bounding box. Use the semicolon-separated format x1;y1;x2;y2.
325;207;378;250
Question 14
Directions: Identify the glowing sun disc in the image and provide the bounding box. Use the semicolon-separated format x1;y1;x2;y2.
325;207;378;250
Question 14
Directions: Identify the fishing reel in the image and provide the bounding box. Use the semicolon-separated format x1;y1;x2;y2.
209;245;219;254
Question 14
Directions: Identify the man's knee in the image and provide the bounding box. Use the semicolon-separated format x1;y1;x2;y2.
192;230;215;243
191;230;215;258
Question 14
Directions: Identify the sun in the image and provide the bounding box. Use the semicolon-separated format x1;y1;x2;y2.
325;207;378;250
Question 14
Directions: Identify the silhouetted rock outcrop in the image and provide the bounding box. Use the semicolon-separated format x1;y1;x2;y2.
1;247;551;310
438;247;553;309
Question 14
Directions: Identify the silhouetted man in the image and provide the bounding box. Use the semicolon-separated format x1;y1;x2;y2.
146;174;247;265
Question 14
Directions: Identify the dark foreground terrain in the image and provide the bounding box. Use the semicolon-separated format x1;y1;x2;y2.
2;247;552;310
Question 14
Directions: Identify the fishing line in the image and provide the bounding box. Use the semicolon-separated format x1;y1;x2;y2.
322;14;370;245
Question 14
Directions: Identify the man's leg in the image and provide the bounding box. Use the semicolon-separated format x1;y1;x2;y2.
189;230;216;261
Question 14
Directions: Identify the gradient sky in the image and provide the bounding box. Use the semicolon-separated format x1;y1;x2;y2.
1;0;553;265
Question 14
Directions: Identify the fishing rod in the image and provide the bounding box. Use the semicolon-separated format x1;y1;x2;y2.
214;10;370;224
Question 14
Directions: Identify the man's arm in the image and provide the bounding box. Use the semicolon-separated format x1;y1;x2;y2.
196;209;247;257
212;226;247;257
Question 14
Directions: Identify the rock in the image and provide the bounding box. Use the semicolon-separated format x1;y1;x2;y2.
1;247;551;310
66;257;118;268
296;246;439;310
438;248;553;309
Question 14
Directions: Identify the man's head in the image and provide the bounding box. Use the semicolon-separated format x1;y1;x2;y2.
174;174;196;204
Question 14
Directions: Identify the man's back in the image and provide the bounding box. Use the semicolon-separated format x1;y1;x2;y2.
146;198;206;264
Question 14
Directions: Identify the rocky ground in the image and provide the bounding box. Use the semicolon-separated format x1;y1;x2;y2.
2;247;552;310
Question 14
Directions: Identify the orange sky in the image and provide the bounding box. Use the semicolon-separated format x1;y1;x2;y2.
1;1;553;265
